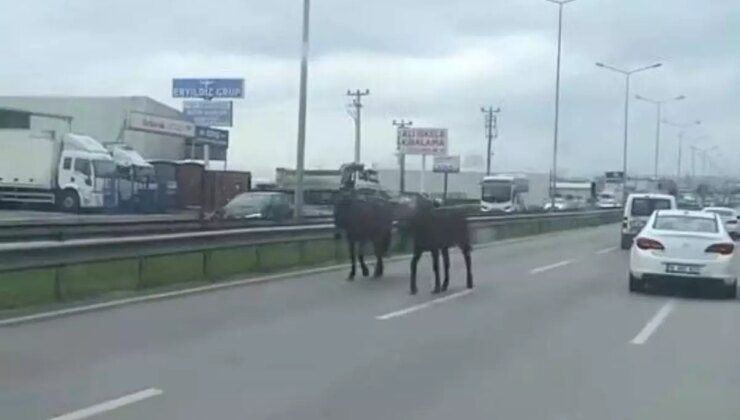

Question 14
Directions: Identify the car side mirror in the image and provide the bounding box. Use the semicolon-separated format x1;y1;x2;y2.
85;177;92;186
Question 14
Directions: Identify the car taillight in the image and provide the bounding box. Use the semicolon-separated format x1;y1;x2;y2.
622;218;628;229
727;220;737;225
635;237;664;250
705;243;734;255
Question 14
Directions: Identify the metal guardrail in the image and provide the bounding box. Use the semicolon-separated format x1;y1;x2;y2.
0;210;621;273
0;215;334;242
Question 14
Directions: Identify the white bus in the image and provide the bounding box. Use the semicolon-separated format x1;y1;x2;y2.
481;174;530;213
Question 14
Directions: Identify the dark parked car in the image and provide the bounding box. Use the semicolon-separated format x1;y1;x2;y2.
218;191;292;221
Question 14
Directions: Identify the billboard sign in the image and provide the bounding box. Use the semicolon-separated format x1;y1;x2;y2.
433;155;461;173
195;126;229;148
398;127;448;156
183;100;233;127
128;112;195;138
172;78;245;99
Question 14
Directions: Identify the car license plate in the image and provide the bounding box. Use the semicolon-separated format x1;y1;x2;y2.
665;264;701;275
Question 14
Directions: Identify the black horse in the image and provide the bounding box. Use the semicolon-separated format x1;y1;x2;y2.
334;191;393;280
401;196;473;295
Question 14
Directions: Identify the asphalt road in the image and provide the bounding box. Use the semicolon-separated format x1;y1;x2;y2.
2;224;740;420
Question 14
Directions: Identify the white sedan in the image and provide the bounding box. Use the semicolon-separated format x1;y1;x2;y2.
703;206;739;239
629;209;737;297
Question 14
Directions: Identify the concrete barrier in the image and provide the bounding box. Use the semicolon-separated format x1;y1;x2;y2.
0;211;620;310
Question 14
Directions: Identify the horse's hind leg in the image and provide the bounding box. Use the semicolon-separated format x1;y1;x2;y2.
347;239;356;281
441;247;450;292
373;239;384;278
431;248;441;294
410;248;422;295
358;241;370;277
462;245;473;289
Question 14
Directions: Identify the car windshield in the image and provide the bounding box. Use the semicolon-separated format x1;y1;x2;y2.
482;182;512;203
654;215;719;233
631;198;672;216
93;160;117;178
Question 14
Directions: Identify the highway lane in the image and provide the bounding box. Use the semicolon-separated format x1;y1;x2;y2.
1;224;739;419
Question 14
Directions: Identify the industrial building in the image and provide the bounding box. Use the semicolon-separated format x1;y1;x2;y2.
0;96;226;161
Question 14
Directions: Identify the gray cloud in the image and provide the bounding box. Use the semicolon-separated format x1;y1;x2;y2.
0;0;738;178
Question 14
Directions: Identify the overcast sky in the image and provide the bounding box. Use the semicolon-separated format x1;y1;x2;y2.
1;0;738;178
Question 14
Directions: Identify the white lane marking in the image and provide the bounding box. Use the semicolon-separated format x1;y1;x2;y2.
596;246;617;255
529;259;574;274
376;289;473;320
48;388;163;420
631;301;676;345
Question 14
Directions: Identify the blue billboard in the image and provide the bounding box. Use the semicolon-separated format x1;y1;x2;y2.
195;127;229;147
172;78;244;99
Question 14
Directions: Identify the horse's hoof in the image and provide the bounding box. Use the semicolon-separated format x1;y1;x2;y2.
410;289;418;295
362;271;370;277
431;288;441;295
347;275;355;281
467;284;474;289
441;285;449;292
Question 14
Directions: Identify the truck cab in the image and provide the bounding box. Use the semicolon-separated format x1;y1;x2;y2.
56;149;116;211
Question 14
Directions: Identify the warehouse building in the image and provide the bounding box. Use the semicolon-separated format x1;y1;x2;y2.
0;96;226;161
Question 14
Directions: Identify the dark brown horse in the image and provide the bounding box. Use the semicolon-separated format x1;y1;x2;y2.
400;196;473;295
334;191;393;279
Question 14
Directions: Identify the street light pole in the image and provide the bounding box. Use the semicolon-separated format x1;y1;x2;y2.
595;61;662;200
662;119;701;178
545;0;576;206
634;94;685;178
293;0;310;221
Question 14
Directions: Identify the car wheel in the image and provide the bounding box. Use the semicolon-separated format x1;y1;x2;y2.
620;234;632;250
58;189;80;213
629;273;643;293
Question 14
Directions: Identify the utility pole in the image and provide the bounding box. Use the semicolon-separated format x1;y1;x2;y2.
293;0;310;221
481;106;501;175
690;145;697;179
393;119;413;193
347;89;370;163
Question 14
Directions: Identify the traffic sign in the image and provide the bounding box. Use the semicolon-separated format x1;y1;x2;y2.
172;79;244;99
194;127;229;147
183;100;233;127
433;155;461;173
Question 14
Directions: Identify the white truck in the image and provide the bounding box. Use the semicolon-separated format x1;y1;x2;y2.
480;174;530;213
0;130;116;212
